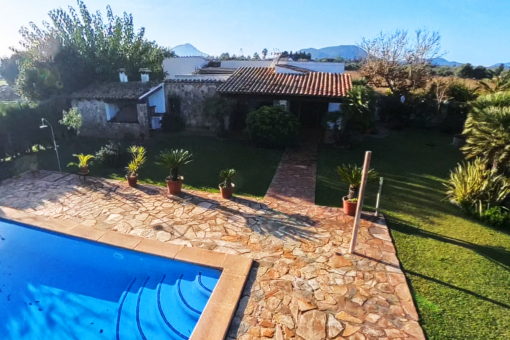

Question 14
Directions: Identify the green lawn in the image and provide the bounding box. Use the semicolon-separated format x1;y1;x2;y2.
36;134;283;198
316;129;510;340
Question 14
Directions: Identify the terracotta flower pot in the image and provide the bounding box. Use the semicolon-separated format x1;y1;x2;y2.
166;177;183;195
343;196;358;216
79;166;89;174
126;175;138;187
219;183;235;199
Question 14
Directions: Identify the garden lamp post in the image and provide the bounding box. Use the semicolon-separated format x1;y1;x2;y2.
39;118;62;172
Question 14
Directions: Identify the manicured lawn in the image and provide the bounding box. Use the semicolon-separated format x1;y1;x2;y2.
316;129;510;340
36;134;283;198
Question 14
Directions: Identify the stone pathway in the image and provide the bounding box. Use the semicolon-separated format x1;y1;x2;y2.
0;166;425;340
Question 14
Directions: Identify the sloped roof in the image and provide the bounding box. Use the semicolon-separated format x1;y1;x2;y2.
217;67;352;98
69;81;161;100
276;64;312;73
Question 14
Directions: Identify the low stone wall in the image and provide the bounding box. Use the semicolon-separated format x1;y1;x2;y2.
165;80;224;129
0;154;38;182
72;100;150;139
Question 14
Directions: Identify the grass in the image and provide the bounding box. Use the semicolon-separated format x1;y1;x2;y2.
36;134;283;198
316;129;510;340
0;79;7;86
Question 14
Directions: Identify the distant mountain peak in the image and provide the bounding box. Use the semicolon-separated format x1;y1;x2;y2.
298;45;367;60
170;43;208;57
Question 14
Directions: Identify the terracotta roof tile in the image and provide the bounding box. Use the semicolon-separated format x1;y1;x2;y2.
217;67;351;98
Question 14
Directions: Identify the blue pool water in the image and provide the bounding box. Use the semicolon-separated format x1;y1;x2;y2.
0;219;221;340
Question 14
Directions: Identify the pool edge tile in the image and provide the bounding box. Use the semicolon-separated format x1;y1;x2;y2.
221;254;253;276
97;231;142;249
134;238;183;259
175;246;227;268
68;225;107;241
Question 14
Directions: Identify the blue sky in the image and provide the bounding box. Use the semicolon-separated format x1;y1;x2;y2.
0;0;509;65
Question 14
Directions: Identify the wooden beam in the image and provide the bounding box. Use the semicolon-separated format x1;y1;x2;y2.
349;151;372;254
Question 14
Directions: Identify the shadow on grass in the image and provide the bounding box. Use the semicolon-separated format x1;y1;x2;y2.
389;217;510;272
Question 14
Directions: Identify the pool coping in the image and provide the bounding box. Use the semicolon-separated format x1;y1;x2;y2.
0;205;252;340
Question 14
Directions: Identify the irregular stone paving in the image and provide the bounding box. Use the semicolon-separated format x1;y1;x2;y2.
0;169;425;340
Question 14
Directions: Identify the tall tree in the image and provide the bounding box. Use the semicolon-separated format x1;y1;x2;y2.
0;53;23;85
13;0;171;101
359;29;443;95
261;48;268;60
252;52;260;60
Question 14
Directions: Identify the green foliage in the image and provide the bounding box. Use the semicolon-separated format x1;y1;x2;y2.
155;149;193;181
445;158;510;214
219;168;236;188
0;99;69;160
336;164;378;199
245;106;300;148
126;146;146;177
457;63;493;80
351;78;369;86
59;107;82;134
203;95;236;137
477;72;510;94
14;0;171;101
0;54;22;85
461;93;510;171
479;206;510;228
67;153;94;169
344;85;376;130
94;141;125;168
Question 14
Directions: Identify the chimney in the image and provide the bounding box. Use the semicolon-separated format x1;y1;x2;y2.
139;68;151;83
119;68;128;82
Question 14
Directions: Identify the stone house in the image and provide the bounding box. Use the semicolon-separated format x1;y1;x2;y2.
69;81;166;139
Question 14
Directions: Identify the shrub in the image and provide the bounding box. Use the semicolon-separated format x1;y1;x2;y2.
245;106;300;148
155;149;193;181
161;113;185;133
377;95;410;123
344;85;376;131
203;95;236;137
95;141;126;168
337;164;378;199
126;146;147;177
479;206;510;229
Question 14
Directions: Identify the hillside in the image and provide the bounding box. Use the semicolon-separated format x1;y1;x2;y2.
298;45;366;60
170;43;208;57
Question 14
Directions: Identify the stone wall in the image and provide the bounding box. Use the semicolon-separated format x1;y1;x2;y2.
0;154;37;182
165;81;223;129
72;100;150;139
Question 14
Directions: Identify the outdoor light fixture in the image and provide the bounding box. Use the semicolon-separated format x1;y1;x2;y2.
39;118;62;172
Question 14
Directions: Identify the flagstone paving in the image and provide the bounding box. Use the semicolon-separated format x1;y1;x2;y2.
0;166;425;340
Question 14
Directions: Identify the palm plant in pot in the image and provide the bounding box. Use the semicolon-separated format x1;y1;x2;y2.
68;154;94;174
337;164;378;216
125;146;147;187
155;149;193;195
219;169;236;199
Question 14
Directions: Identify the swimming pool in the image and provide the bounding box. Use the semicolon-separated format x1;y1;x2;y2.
0;218;222;340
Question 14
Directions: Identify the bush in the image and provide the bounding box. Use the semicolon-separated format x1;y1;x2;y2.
377;95;411;123
479;206;510;229
95;141;127;168
161;113;185;133
245;106;300;148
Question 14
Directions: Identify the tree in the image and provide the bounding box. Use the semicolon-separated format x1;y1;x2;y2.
219;52;230;60
359;29;443;95
261;48;268;60
461;92;510;172
477;72;510;94
0;53;23;85
252;52;260;60
13;0;170;101
203;95;236;138
457;63;474;78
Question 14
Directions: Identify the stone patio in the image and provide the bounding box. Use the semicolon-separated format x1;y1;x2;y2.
0;146;425;340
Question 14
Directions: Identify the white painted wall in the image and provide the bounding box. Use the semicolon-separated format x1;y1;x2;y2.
163;57;208;79
220;60;272;68
275;66;304;74
284;61;345;73
147;87;166;114
105;103;119;121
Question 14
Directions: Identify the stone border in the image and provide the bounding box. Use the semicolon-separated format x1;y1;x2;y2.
0;205;252;340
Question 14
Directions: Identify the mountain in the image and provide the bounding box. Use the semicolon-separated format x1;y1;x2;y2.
298;45;367;60
170;43;208;57
431;58;464;67
489;62;510;69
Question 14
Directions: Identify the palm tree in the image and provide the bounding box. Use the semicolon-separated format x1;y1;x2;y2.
337;164;378;199
155;149;193;181
461;104;510;172
344;85;376;130
477;72;510;94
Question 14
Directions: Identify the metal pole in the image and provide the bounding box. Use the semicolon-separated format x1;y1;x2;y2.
374;177;384;217
349;151;372;254
44;118;62;172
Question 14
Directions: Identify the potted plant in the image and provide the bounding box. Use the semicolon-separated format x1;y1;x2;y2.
155;149;193;195
68;154;95;174
219;169;236;199
337;164;378;216
125;146;147;187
